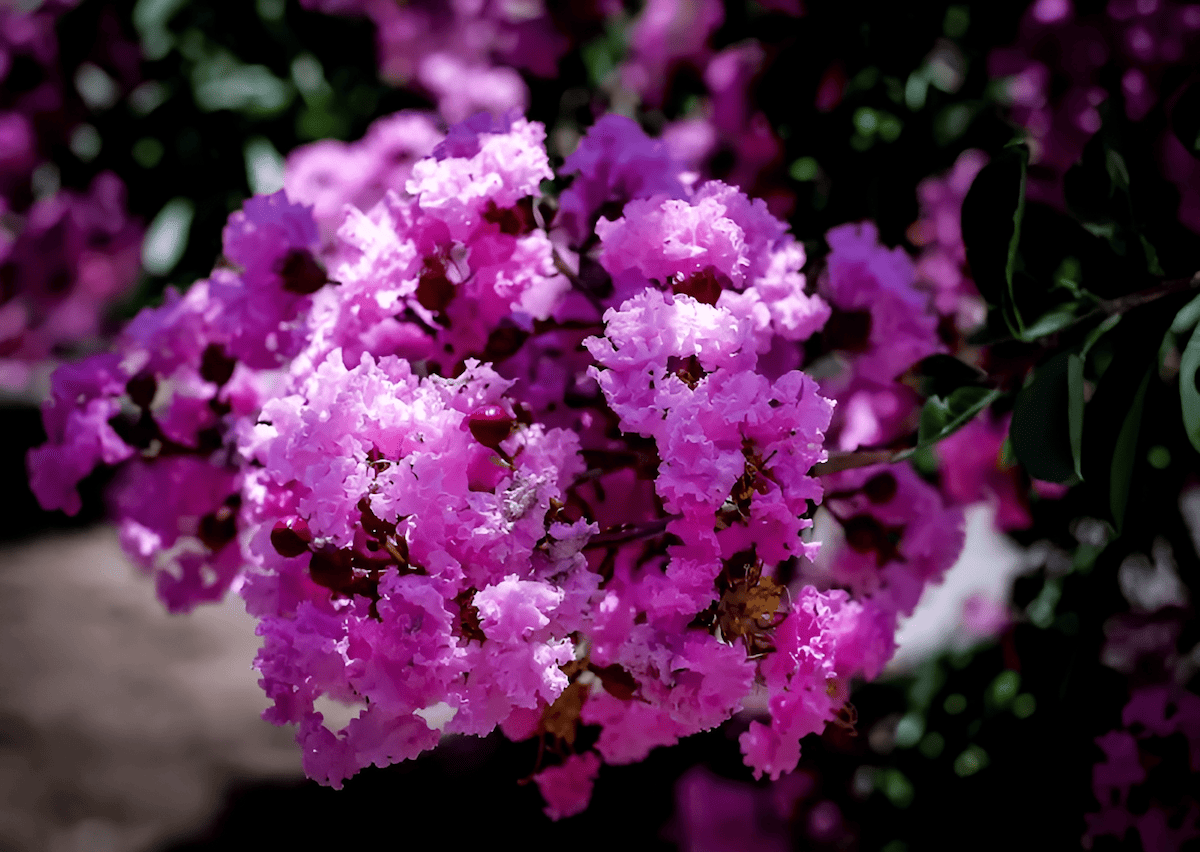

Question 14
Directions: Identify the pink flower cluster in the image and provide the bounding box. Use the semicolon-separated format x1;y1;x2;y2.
0;3;144;388
818;220;944;453
285;110;443;245
28;110;981;818
989;0;1200;214
302;0;799;215
620;0;801;214
1086;686;1200;850
907;149;989;335
672;764;847;851
1086;588;1200;850
297;0;587;122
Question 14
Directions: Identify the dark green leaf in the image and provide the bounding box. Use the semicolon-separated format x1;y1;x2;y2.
1171;293;1200;336
1170;79;1200;159
961;144;1028;322
1003;141;1029;333
897;354;988;399
1067;353;1085;480
1010;351;1076;483
1110;369;1151;533
1016;307;1081;341
915;386;1002;449
1064;132;1162;276
1081;297;1179;532
1104;147;1130;193
1066;315;1123;482
1180;319;1200;453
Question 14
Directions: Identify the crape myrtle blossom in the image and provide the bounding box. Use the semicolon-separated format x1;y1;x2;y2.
297;0;587;122
28;110;978;817
0;2;144;388
820;464;965;620
818;220;943;453
1085;568;1200;850
555;113;689;248
907;148;990;335
989;0;1200;214
617;0;725;108
1085;686;1200;850
300;0;797;214
242;353;594;784
607;0;803;217
284;110;443;245
0;172;143;388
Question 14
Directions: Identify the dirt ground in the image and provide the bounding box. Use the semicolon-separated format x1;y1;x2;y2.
0;528;301;852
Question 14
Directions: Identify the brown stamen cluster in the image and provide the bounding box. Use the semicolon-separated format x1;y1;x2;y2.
665;353;705;389
692;550;787;657
715;441;777;531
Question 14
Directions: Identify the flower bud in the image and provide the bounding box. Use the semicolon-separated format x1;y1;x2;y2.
468;404;515;450
271;518;312;558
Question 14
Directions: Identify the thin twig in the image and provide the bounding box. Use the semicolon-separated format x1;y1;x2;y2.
1096;273;1200;317
812;449;897;476
584;514;682;549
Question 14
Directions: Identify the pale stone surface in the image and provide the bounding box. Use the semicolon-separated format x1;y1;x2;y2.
0;528;301;852
889;504;1026;671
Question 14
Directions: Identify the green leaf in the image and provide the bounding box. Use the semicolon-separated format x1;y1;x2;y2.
896;354;988;399
1171;79;1200;160
1010;351;1076;483
580;18;628;87
1110;368;1151;533
1064;132;1163;276
1083;314;1122;355
1067;353;1085;480
1139;234;1164;277
915;386;1002;449
1065;315;1123;482
1105;147;1130;193
1171;293;1200;336
1180;319;1200;453
961;144;1028;320
1004;142;1029;333
1015;306;1080;341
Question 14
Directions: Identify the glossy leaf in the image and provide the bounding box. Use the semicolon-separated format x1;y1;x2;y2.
914;386;1002;450
1180;319;1200;453
1067;353;1085;481
1110;369;1151;534
1064;132;1163;276
1171;79;1200;159
897;354;988;399
961;143;1028;328
1010;351;1076;483
1171;292;1200;335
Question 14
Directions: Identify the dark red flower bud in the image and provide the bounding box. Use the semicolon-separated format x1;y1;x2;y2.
271;518;312;558
126;371;157;409
673;266;726;306
821;309;873;353
198;505;238;551
863;472;898;504
277;249;329;294
468;404;514;450
200;344;238;386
